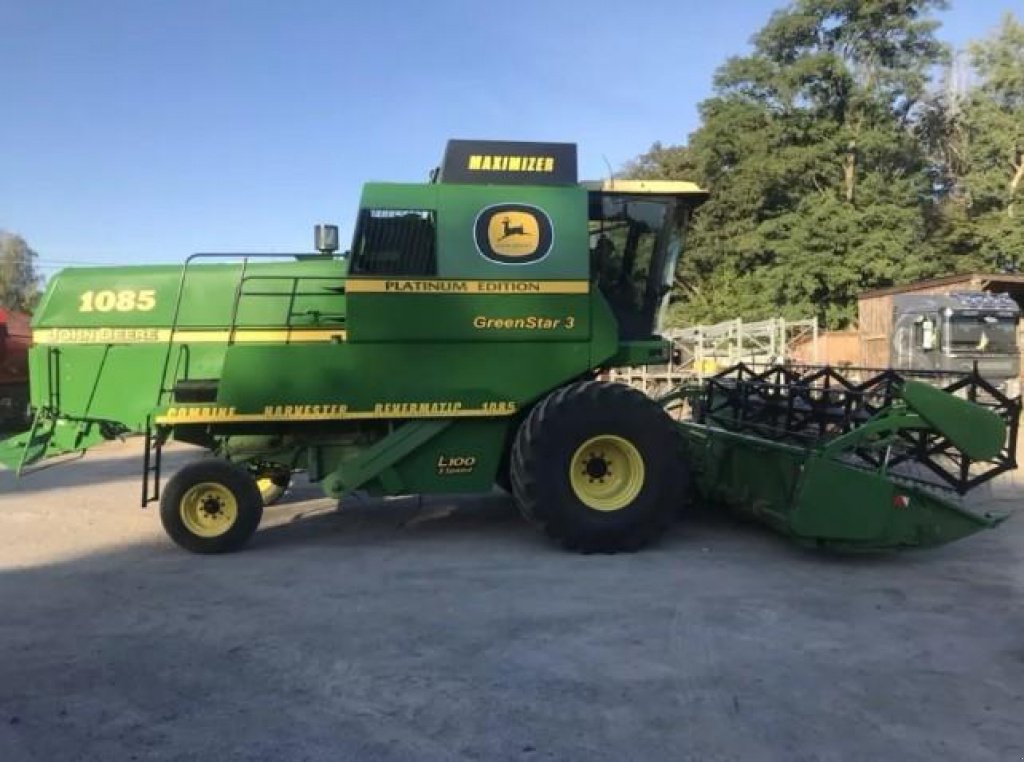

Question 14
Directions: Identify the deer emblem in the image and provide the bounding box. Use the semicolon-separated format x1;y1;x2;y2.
499;216;527;240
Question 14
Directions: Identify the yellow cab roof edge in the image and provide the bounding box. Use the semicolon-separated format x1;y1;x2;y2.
580;179;709;197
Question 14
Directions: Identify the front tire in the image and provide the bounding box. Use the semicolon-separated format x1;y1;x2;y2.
160;459;263;554
510;380;685;552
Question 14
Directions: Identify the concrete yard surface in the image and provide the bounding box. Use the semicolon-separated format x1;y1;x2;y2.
1;438;1023;761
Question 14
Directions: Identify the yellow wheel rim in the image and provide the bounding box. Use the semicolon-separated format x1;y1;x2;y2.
570;435;645;512
179;482;238;538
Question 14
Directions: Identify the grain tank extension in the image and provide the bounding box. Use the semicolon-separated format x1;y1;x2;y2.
1;140;1018;554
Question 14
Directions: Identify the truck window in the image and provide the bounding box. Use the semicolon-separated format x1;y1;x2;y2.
948;315;1018;353
350;209;437;276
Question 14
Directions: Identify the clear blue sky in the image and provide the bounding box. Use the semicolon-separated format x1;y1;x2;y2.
0;0;1014;276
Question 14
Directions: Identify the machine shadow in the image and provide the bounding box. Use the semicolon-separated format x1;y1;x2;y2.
252;490;535;552
0;443;202;500
254;489;926;568
0;436;978;569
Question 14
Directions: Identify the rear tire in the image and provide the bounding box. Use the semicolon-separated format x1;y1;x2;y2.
511;380;685;552
160;459;263;554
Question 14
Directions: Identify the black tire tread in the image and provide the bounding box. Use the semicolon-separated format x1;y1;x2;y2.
510;380;687;553
160;459;264;554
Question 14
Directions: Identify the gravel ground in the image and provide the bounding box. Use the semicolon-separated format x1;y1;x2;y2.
0;437;1022;761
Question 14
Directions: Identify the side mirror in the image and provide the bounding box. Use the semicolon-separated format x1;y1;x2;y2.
921;319;936;351
314;224;339;255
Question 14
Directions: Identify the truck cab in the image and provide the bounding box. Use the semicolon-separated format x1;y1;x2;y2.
891;292;1021;395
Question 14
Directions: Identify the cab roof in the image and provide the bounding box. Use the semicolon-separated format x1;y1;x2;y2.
581;179;709;198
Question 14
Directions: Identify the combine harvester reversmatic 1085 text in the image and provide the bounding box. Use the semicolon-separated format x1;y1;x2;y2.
1;140;1019;554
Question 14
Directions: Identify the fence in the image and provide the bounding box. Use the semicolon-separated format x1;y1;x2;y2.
609;317;819;397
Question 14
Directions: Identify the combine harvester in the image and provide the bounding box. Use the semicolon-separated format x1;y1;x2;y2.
0;140;1018;554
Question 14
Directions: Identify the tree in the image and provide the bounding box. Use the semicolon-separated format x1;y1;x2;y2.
920;13;1024;270
627;0;950;329
970;12;1024;223
0;232;43;312
620;142;696;181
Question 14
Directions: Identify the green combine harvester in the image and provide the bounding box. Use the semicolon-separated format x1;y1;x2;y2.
0;140;1018;554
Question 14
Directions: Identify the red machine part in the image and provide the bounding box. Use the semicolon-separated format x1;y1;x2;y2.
0;309;31;429
0;309;30;383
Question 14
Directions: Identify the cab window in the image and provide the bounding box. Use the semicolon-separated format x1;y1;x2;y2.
350;209;436;276
588;194;677;339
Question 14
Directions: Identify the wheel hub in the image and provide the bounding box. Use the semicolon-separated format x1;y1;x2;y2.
200;494;223;517
584;453;610;481
179;482;239;538
569;435;645;512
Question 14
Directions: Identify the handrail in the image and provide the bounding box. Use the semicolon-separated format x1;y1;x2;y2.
232;273;348;328
155;253;343;405
227;256;251;346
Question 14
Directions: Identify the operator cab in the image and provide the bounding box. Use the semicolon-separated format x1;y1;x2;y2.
344;140;708;345
583;180;708;340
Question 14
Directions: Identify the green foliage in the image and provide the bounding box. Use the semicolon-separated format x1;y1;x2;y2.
924;13;1024;269
620;143;696;181
627;2;1024;329
0;232;43;312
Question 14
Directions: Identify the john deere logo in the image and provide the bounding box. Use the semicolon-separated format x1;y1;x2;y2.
474;204;554;265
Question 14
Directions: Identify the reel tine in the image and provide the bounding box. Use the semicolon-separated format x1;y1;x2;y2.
698;363;1020;494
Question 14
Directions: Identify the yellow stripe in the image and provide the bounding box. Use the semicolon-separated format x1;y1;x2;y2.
173;329;347;344
581;179;708;196
154;405;515;425
32;327;347;345
344;278;589;295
